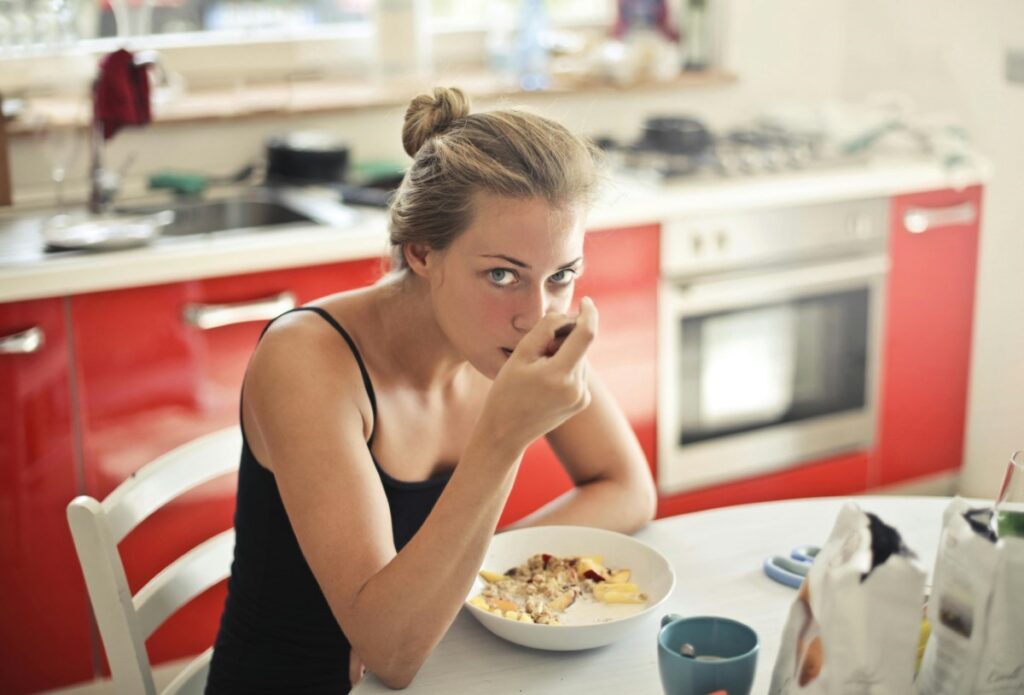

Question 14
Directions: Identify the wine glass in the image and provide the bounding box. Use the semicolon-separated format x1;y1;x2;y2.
30;99;86;211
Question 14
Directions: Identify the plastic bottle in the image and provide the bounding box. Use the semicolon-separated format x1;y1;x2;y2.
683;0;709;71
374;0;432;81
515;0;549;91
486;0;518;86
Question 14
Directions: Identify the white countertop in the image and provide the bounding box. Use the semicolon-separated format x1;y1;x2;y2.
352;495;958;695
0;156;988;304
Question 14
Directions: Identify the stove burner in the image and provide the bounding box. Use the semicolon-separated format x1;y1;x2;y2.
601;121;834;180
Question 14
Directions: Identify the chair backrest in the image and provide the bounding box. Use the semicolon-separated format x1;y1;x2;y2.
67;426;242;695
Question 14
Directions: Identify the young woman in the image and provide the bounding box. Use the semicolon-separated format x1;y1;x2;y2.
206;87;657;693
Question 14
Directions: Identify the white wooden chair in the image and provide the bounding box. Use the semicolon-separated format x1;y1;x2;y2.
67;426;242;695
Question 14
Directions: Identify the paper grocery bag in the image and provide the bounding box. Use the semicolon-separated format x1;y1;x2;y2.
914;497;1024;694
769;502;927;695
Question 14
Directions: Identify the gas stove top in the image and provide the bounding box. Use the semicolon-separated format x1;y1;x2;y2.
601;120;860;181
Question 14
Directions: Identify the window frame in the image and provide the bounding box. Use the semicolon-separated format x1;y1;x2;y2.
1;10;615;93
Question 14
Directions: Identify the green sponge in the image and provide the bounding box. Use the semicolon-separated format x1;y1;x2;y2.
148;171;209;197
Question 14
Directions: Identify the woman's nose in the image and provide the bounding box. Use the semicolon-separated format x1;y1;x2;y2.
511;286;551;334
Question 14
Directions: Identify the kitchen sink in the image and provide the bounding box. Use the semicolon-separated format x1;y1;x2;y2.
119;195;315;236
164;199;312;236
0;187;362;265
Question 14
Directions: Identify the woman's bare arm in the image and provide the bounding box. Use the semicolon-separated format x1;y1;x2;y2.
243;305;596;688
507;371;658;534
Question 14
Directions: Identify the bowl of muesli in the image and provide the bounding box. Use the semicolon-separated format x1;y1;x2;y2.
464;525;675;650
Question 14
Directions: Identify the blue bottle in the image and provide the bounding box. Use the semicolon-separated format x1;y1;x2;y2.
516;0;549;91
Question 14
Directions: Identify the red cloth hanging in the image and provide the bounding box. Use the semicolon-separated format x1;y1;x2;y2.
93;48;152;140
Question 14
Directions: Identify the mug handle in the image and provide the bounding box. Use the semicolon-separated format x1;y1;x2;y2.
661;613;684;628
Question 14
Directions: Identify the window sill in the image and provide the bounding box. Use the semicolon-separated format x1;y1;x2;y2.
8;68;737;136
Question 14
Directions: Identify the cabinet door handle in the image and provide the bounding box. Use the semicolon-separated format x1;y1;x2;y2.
903;201;977;234
183;291;297;330
0;326;45;354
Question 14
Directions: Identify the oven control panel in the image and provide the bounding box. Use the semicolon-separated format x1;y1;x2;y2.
661;197;888;279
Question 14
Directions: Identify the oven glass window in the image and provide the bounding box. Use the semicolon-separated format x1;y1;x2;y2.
678;288;869;445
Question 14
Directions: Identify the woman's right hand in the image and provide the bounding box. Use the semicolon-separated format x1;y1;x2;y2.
479;297;598;456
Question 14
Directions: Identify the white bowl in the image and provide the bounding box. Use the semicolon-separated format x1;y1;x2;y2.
464;525;675;651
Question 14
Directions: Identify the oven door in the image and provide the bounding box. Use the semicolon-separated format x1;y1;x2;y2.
657;254;889;494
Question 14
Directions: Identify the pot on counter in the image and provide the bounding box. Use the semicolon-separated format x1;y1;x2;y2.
265;131;350;185
639;116;712;156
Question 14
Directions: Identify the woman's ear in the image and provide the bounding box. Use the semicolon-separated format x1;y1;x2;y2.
403;242;432;278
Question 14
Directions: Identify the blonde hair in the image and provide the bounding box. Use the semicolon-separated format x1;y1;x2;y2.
388;87;602;271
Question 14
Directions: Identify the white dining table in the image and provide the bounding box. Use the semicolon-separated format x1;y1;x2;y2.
352;495;964;694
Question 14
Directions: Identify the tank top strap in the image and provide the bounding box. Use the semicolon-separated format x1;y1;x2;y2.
268;306;379;446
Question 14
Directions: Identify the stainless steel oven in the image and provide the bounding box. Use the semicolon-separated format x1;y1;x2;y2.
657;198;889;494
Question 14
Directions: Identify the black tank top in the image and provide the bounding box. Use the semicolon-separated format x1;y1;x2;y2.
207;307;452;694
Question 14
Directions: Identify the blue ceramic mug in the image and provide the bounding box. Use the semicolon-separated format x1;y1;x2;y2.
657;614;759;695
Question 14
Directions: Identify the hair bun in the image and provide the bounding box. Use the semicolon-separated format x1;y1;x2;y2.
402;87;471;157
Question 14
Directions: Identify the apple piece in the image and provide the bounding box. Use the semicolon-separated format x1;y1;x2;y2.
608;569;631;584
468;596;489;610
479;570;505;584
597;591;648;604
594;582;639;597
547;588;577;612
490;598;519;613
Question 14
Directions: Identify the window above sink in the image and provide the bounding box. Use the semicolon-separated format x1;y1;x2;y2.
1;1;615;93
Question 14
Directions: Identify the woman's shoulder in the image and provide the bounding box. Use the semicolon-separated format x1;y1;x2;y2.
242;289;380;469
249;286;382;389
260;286;376;348
243;289;379;437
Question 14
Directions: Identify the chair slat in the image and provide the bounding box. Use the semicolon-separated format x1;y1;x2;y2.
163;648;213;695
104;427;242;542
135;529;236;640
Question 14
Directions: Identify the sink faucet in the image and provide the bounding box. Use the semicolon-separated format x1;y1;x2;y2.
88;50;163;214
87;123;120;213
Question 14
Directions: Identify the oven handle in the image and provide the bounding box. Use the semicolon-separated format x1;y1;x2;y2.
667;254;889;316
903;201;977;234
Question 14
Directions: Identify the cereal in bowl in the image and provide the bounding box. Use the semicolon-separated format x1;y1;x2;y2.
468;553;647;624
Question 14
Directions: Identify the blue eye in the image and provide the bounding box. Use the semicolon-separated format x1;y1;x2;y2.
488;269;517;286
548;269;577;286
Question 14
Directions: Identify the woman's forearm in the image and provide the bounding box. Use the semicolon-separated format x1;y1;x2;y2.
340;434;522;688
508;475;657;534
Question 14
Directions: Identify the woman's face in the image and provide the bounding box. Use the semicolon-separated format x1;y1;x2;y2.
424;193;586;379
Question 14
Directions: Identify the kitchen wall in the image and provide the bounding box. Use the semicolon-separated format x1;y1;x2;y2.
835;0;1024;497
6;0;1020;494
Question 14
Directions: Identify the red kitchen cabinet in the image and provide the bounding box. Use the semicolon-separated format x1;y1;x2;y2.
657;450;870;517
874;186;983;486
0;298;95;693
69;259;381;677
499;224;660;526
